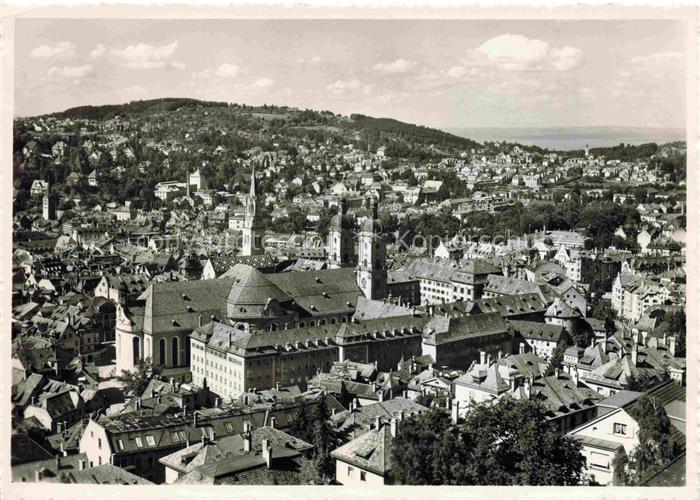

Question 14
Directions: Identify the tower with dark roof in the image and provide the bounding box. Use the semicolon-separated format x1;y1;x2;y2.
356;198;387;300
242;165;264;256
327;198;355;269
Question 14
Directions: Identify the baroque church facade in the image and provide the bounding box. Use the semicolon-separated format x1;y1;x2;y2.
115;167;390;381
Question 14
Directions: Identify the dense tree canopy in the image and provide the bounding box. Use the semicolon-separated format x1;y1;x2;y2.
656;310;686;357
290;398;341;482
115;358;160;396
627;395;676;482
391;398;586;485
459;199;640;249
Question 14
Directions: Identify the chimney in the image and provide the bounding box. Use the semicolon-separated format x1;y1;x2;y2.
378;391;384;402
480;351;486;365
669;336;677;356
262;438;272;468
110;453;116;465
243;430;253;453
215;397;220;407
555;367;560;379
243;420;252;433
631;345;638;366
572;367;579;386
198;314;203;328
331;408;336;417
193;412;199;427
519;342;525;354
78;459;86;471
498;350;503;359
57;422;63;434
390;418;398;438
269;416;276;429
451;399;459;425
374;415;381;430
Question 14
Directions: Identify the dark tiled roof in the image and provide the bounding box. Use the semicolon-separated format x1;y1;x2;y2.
404;258;499;285
352;297;414;321
641;453;686;487
10;433;54;465
141;278;233;334
68;463;154;484
485;274;540;295
331;424;394;476
509;320;565;342
12;453;89;482
225;265;290;307
266;267;362;317
422;312;509;346
171;427;314;485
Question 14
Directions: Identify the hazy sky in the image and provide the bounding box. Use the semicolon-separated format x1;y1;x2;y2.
15;19;688;128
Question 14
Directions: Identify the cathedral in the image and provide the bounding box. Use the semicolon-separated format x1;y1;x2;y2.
113;170;520;400
115;167;391;380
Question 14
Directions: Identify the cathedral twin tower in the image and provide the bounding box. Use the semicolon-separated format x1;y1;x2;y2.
242;166;388;300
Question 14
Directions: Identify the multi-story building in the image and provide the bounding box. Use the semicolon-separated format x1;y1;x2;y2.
154;181;187;201
403;258;501;305
190;315;426;401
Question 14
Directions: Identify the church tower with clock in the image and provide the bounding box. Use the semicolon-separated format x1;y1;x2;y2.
356;197;387;300
242;164;265;256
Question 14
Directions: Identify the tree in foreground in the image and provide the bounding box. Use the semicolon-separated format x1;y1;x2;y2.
391;398;586;485
290;398;340;483
627;395;675;482
115;357;159;396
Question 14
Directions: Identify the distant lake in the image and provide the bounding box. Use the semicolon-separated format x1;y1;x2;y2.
443;127;686;151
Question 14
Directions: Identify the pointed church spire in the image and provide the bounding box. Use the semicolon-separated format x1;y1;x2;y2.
250;164;258;200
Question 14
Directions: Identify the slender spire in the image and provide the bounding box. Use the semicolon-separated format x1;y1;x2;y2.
250;164;257;200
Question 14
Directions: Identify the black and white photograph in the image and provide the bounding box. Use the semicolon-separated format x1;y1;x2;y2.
2;4;697;496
